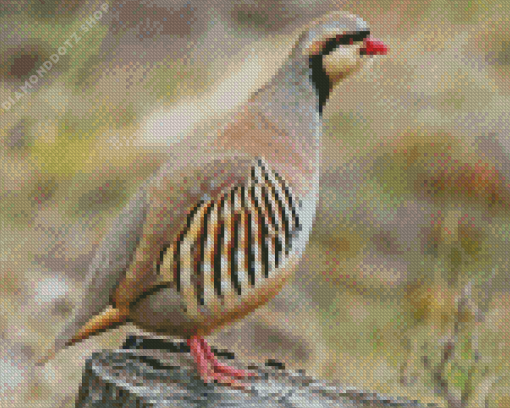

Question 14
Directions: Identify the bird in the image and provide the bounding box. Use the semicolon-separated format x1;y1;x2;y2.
36;11;387;388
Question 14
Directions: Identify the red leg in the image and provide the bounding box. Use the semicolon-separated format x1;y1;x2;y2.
187;336;254;388
199;337;256;379
188;336;212;383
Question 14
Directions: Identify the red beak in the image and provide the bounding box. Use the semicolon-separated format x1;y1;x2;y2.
361;37;388;56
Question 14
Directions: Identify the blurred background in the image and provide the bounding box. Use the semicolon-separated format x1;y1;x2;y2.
1;0;510;407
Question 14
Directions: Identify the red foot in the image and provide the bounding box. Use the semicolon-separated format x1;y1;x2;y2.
187;336;255;388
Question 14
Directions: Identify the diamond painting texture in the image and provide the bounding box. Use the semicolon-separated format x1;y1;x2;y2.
1;1;510;407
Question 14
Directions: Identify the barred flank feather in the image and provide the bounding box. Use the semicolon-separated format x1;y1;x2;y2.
158;159;301;317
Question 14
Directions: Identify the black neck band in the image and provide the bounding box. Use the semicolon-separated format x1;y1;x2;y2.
309;31;369;115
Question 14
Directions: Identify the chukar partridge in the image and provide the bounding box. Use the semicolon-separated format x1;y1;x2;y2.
37;11;387;387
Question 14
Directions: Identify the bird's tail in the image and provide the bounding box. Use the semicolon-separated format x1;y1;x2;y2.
36;305;128;366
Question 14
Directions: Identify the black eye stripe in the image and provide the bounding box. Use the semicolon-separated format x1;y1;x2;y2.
321;30;370;56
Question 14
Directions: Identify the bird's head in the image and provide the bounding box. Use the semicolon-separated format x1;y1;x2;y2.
297;11;388;113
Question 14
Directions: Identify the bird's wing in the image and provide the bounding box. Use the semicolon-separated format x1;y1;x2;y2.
134;156;302;326
111;153;260;310
37;154;255;363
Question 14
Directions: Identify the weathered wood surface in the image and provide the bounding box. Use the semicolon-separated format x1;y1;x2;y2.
75;334;437;408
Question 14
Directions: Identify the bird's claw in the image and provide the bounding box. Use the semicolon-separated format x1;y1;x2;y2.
188;336;255;389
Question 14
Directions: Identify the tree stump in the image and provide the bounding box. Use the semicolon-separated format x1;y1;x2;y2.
75;334;436;408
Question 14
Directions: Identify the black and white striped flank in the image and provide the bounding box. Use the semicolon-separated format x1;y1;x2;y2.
156;159;301;314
